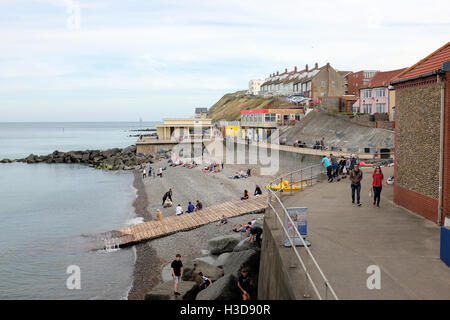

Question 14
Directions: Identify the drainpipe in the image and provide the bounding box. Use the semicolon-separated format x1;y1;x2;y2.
437;74;445;226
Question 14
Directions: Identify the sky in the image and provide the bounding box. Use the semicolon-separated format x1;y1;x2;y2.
0;0;449;122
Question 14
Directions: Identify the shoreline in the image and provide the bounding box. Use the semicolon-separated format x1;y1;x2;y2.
127;170;164;300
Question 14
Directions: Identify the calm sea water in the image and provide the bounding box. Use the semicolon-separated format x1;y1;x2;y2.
0;122;157;299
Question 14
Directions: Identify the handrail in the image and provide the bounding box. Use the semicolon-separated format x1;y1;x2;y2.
265;164;338;300
268;164;324;191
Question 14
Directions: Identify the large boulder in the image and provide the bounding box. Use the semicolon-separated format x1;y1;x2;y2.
214;252;232;267
144;280;199;300
233;237;260;252
208;234;242;255
222;249;260;278
195;274;241;300
182;260;224;282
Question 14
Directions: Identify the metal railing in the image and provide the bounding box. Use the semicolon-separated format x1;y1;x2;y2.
268;164;326;196
266;164;339;300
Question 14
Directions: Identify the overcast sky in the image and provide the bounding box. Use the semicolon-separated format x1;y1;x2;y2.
0;0;449;122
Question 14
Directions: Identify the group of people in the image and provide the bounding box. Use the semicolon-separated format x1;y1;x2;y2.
203;160;223;173
231;168;251;179
175;200;203;216
293;140;307;148
141;163;165;179
170;254;255;300
240;185;262;201
322;154;385;207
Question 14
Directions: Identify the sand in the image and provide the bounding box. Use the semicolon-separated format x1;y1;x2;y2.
127;159;274;300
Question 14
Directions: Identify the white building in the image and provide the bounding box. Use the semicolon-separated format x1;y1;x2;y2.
248;79;264;95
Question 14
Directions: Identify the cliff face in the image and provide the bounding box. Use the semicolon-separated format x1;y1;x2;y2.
208;91;282;121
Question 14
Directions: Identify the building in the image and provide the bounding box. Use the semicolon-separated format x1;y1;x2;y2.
347;70;379;96
195;108;208;119
240;108;304;141
391;41;450;225
352;68;406;117
293;63;348;99
248;79;264;95
259;63;348;98
155;118;213;142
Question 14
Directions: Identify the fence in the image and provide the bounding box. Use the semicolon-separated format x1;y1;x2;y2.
265;164;339;300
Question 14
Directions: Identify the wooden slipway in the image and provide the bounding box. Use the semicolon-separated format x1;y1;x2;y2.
97;196;268;249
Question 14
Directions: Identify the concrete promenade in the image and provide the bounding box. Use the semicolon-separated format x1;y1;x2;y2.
280;166;450;299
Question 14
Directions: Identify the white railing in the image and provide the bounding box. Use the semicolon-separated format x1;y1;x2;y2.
266;164;339;300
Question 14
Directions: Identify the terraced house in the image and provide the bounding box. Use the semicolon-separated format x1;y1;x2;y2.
259;63;348;99
352;68;406;119
391;41;450;225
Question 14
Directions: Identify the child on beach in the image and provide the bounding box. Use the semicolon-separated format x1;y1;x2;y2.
198;272;212;290
156;209;163;221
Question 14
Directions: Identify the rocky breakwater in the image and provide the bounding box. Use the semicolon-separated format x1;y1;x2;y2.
145;221;263;300
1;145;156;170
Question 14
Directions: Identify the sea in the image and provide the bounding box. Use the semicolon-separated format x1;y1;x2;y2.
0;122;157;299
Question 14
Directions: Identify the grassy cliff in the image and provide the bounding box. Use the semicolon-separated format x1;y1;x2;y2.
208;90;283;121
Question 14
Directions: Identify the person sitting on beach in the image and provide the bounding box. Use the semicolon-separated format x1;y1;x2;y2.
217;215;228;225
254;185;262;196
158;167;163;177
156;209;163;221
241;190;249;200
195;200;203;212
186;202;195;214
233;222;252;233
176;204;183;216
163;198;173;208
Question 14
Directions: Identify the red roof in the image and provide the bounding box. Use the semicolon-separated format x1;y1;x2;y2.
363;68;407;88
394;42;450;81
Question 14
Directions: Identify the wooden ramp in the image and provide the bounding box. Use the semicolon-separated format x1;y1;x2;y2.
97;196;268;249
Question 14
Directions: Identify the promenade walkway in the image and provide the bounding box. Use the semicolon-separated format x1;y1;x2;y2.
280;166;450;299
99;196;267;248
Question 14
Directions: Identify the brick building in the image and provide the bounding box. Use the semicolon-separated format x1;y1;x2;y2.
352;68;406;118
391;41;450;225
347;70;378;96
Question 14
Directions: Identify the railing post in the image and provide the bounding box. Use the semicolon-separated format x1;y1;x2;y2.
304;251;311;299
290;173;293;196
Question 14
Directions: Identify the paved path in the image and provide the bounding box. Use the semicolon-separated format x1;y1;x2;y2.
99;196;267;248
280;166;450;299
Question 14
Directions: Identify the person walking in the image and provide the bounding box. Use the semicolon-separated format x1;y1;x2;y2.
350;164;363;206
142;166;147;179
322;155;333;182
171;254;183;296
372;166;384;207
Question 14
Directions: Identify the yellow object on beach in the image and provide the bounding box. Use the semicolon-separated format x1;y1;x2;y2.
266;180;302;192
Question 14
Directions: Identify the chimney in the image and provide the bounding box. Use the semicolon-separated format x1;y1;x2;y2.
305;64;309;72
326;62;330;68
294;66;297;72
277;71;279;76
285;68;288;73
315;62;319;69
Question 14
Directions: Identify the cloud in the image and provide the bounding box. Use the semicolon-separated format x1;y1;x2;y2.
0;0;449;121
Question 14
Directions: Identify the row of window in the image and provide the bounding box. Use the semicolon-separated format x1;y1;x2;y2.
361;103;387;113
241;113;300;123
361;88;386;98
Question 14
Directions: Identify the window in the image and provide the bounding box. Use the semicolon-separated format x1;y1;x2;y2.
321;81;326;88
376;103;386;113
332;81;336;87
375;88;385;97
362;89;372;98
363;104;372;114
306;81;311;91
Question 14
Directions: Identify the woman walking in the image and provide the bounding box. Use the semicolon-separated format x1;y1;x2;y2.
372;166;384;207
